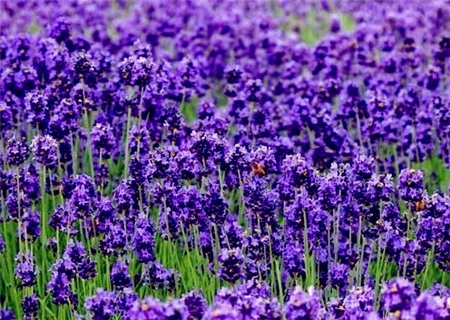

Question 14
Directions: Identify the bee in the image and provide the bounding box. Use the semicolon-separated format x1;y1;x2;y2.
416;199;426;211
251;162;266;176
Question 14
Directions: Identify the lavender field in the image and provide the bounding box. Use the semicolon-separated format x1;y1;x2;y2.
2;0;450;319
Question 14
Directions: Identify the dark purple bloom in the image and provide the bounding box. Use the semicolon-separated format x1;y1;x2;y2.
285;286;325;320
63;240;87;265
94;197;116;234
110;259;132;290
119;56;154;87
31;135;58;167
143;261;178;292
328;263;349;295
381;278;417;314
50;258;76;281
428;283;450;297
85;288;117;320
6;189;32;221
415;292;441;320
352;154;376;181
18;209;40;242
205;183;228;225
72;52;94;77
226;66;242;84
128;124;151;156
178;57;200;89
0;309;15;320
49;203;77;234
21;294;38;320
0;234;5;253
398;169;425;203
48;17;72;43
126;297;165;320
226;144;248;173
47;272;74;306
283;240;305;278
24;90;49;128
14;252;37;287
91;122;116;158
282;154;316;189
163;299;189;320
367;173;395;202
115;288;139;318
182;290;207;320
100;224;127;256
341;286;375;319
204;303;241;320
6;137;29;166
78;258;97;280
218;248;244;284
132;225;155;263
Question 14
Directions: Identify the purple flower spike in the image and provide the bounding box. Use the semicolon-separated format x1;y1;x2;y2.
285;286;325;320
6;137;29;166
0;309;15;320
126;297;165;320
21;294;38;320
110;259;132;290
182;290;207;320
85;288;117;320
381;278;417;314
14;252;38;287
398;169;425;203
31;135;59;167
218;248;244;284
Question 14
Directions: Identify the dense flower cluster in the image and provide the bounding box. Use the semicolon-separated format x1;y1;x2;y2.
2;0;450;319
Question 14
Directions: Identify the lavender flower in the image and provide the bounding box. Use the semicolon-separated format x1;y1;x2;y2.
85;288;117;320
14;252;38;287
0;235;5;253
218;248;244;284
143;261;178;292
285;286;325;320
0;309;15;320
204;303;241;320
115;288;139;318
381;278;417;314
21;294;38;320
282;154;316;189
91;122;116;158
110;259;132;290
182;290;207;320
328;263;350;295
47;272;74;306
18;209;40;243
398;169;425;203
6;137;29;166
126;297;165;320
31;135;58;167
164;299;189;320
47;17;72;43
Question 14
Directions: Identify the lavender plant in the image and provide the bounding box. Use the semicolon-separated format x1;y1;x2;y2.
2;0;450;319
